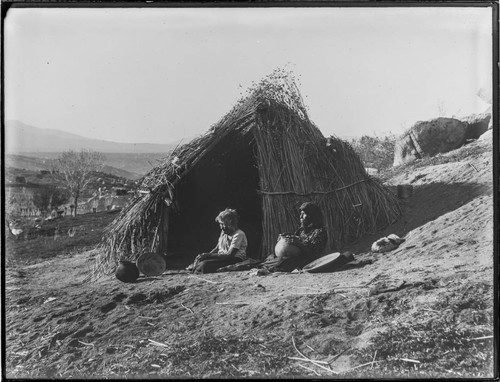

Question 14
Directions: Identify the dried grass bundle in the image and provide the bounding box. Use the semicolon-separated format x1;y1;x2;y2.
89;69;400;279
253;101;400;254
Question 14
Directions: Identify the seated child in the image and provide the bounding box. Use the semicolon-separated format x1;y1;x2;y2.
188;208;247;274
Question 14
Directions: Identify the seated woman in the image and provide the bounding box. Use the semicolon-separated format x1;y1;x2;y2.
262;202;327;272
188;208;248;274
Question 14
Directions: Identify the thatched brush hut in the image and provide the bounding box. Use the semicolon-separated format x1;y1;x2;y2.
94;72;401;276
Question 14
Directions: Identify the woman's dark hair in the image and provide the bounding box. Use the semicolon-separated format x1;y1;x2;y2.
299;202;324;227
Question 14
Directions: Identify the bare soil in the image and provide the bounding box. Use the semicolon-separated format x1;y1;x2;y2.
3;138;495;379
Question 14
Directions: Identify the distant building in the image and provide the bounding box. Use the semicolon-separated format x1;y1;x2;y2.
112;187;128;196
15;176;27;183
80;192;132;213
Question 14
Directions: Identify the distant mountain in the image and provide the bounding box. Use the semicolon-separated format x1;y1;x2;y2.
5;154;142;180
5;120;178;154
99;165;142;180
7;152;167;178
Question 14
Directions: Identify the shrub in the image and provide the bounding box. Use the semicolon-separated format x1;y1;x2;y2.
349;134;396;171
33;186;69;214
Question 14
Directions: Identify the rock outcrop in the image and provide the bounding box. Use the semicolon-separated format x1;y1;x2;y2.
393;114;492;167
393;118;467;166
461;113;491;140
478;129;492;142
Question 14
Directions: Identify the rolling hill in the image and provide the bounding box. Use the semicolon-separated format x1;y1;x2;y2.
4;154;142;180
5;120;177;154
3;120;182;177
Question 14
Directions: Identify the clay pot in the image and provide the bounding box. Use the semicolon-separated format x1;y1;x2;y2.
115;260;139;283
275;234;302;260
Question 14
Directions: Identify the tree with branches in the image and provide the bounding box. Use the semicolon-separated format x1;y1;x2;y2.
54;150;105;216
33;185;69;216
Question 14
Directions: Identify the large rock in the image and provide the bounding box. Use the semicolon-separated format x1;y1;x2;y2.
393;117;467;167
478;129;492;142
461;113;491;140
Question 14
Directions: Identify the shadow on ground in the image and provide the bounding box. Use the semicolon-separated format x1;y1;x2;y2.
154;181;491;267
345;181;492;254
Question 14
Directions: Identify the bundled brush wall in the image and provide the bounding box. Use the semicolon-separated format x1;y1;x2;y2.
253;101;400;256
92;74;401;278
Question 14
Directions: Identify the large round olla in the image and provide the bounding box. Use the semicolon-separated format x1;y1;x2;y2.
115;260;140;283
275;234;302;260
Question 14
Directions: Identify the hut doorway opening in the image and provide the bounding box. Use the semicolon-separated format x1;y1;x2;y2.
167;136;262;263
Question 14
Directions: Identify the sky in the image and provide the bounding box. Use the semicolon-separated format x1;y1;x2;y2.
4;6;493;144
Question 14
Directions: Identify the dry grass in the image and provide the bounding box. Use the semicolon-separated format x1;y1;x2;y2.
351;282;494;378
5;211;119;267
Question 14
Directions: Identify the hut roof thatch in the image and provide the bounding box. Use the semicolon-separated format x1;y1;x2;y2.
92;69;401;277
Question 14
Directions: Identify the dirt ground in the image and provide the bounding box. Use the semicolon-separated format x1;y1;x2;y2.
3;138;495;379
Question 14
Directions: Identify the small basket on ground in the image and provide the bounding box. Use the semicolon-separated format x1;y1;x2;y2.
136;252;167;276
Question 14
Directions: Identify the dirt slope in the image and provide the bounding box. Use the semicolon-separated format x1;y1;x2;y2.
3;139;495;379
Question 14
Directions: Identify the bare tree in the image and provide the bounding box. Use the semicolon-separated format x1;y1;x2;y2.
54;150;105;216
33;185;69;216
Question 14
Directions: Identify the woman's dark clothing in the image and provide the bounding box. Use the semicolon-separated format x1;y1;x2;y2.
194;256;241;274
294;225;328;259
262;225;327;272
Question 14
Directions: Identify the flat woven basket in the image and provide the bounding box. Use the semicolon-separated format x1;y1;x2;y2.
136;252;166;276
302;252;342;273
